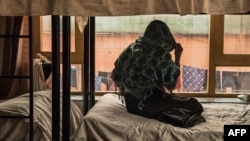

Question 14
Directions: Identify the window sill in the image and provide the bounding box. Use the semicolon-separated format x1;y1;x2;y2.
196;97;250;104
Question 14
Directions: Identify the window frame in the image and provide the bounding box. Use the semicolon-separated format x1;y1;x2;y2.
211;15;250;97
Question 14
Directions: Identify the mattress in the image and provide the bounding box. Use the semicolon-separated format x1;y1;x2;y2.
73;93;250;141
0;90;84;141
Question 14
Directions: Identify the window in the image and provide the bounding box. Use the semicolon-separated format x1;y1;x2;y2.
95;15;250;97
214;15;250;95
95;15;210;95
32;16;83;93
40;16;76;52
224;15;250;55
33;14;250;97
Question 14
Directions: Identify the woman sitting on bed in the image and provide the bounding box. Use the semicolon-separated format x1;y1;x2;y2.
111;20;205;128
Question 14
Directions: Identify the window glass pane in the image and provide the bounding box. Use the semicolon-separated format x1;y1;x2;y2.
224;15;250;54
95;15;210;93
41;16;76;52
216;67;250;94
60;64;82;92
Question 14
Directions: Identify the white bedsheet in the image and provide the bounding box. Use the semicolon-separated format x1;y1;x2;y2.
0;91;84;141
73;93;250;141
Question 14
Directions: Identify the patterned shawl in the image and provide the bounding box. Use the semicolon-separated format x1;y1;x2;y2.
111;20;180;110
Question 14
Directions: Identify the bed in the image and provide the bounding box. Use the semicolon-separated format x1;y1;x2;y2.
1;1;250;140
73;93;250;141
0;90;84;141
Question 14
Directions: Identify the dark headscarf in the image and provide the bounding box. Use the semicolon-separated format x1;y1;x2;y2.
111;20;180;110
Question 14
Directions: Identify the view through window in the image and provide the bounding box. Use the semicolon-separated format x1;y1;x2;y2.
224;15;250;55
95;15;210;94
39;15;250;95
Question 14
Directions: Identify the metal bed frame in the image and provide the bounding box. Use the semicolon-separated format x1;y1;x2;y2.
0;16;34;140
0;15;96;141
52;16;96;141
51;16;71;141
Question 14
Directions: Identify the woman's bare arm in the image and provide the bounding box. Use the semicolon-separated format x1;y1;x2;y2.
174;43;183;67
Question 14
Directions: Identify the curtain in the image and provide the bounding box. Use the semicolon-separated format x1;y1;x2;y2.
0;0;250;16
0;16;25;99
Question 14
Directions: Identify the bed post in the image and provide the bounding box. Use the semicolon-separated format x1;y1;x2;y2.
62;16;71;141
83;16;96;115
51;15;61;141
89;16;96;109
83;17;90;115
29;16;34;141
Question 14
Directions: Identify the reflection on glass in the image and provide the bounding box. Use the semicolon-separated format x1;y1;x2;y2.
216;67;250;94
41;16;76;52
95;15;210;93
224;15;250;54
